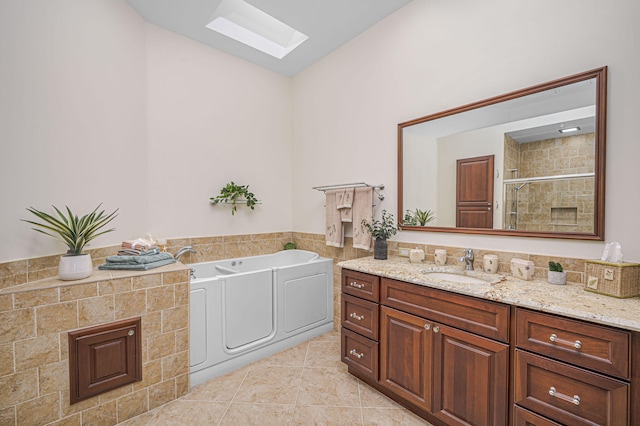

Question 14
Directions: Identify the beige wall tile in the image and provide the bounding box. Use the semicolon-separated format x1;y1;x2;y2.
59;332;69;361
59;283;98;302
0;293;12;312
161;306;188;333
114;289;146;319
16;392;60;425
148;332;175;362
132;274;160;290
14;288;59;309
98;384;133;404
117;388;148;423
162;270;188;285
82;400;117;426
0;407;15;425
60;388;98;418
175;283;189;306
141;311;162;339
78;295;115;327
147;285;174;312
98;278;132;295
175;373;189;398
149;379;176;410
175;328;189;352
49;413;81;426
133;359;162;391
39;360;69;395
14;334;59;371
0;343;13;376
0;308;35;345
161;351;189;380
36;301;78;336
0;369;38;410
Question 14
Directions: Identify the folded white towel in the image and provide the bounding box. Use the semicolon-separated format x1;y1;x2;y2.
352;187;373;250
325;190;344;247
337;188;354;209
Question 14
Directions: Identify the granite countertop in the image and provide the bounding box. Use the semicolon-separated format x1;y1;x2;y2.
0;262;191;295
338;256;640;332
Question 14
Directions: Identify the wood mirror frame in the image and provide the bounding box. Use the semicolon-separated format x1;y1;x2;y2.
398;67;606;240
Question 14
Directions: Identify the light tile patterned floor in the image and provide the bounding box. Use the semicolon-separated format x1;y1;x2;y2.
123;331;432;425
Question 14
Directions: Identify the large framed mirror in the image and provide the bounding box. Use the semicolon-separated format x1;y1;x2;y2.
398;67;606;240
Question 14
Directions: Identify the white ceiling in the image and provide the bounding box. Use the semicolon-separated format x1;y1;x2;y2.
125;0;413;76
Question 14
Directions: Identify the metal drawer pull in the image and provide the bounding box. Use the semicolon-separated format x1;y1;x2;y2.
349;281;365;289
349;312;364;321
424;324;431;331
349;349;364;359
549;387;580;405
549;333;582;349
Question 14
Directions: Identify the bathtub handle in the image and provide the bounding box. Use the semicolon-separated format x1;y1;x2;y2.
349;349;364;359
349;312;364;321
349;281;365;289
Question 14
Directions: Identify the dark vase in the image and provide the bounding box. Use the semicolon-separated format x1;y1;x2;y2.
374;238;388;260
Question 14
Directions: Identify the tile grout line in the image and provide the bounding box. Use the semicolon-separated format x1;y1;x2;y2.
215;366;250;425
290;340;311;422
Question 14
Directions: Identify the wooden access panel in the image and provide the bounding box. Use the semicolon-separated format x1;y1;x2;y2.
69;317;142;404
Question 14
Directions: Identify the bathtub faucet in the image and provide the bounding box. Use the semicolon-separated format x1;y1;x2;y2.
175;245;197;261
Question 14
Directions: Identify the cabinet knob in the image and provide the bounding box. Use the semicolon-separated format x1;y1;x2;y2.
549;333;582;349
349;281;365;289
349;349;364;359
424;324;431;331
433;326;440;333
128;330;135;336
549;386;580;405
349;312;364;321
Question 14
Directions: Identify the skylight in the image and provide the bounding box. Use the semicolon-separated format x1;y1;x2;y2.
205;0;308;59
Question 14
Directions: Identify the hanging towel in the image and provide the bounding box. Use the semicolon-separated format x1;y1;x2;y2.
325;189;344;247
353;187;374;250
336;188;354;209
339;188;354;222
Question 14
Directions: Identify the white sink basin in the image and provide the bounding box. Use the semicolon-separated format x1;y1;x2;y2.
422;272;490;284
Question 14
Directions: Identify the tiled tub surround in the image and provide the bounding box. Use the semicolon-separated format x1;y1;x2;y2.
0;263;190;426
0;231;608;333
338;256;640;332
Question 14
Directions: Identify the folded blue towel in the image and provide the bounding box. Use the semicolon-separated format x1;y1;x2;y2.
99;258;176;271
105;252;174;265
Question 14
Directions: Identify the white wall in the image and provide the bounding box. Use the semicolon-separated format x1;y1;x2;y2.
0;1;293;262
0;0;147;261
144;25;293;240
292;0;640;261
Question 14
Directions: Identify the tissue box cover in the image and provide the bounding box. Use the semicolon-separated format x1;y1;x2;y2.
510;259;534;281
584;260;640;298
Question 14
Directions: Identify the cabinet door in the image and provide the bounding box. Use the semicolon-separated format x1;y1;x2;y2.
379;306;433;412
431;323;509;426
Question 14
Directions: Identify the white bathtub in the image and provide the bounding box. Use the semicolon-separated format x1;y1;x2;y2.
189;250;333;386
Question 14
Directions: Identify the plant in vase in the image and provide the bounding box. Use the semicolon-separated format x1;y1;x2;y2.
547;261;567;285
23;204;118;280
361;210;398;260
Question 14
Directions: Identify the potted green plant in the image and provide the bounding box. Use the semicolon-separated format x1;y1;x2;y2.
547;261;567;285
210;181;259;215
23;204;118;280
403;208;436;226
361;210;398;260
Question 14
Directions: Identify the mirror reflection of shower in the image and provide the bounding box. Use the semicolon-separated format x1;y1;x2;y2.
506;169;529;230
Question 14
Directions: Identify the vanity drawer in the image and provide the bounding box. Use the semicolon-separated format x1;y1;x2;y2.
342;270;380;302
515;350;628;426
514;406;563;425
341;293;379;340
341;327;378;380
516;308;630;379
380;278;510;342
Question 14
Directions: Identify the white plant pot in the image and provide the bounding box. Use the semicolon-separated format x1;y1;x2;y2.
547;270;567;285
58;254;93;281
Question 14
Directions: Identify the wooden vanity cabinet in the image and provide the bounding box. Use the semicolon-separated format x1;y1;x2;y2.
514;308;632;426
340;270;380;381
379;279;510;425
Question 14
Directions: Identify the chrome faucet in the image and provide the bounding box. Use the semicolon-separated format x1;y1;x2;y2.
459;248;474;270
175;245;197;261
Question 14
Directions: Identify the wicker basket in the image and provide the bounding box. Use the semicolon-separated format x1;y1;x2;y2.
584;260;640;298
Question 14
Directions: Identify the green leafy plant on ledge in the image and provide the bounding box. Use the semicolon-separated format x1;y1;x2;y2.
22;204;119;255
210;181;259;215
403;208;436;226
548;261;564;272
